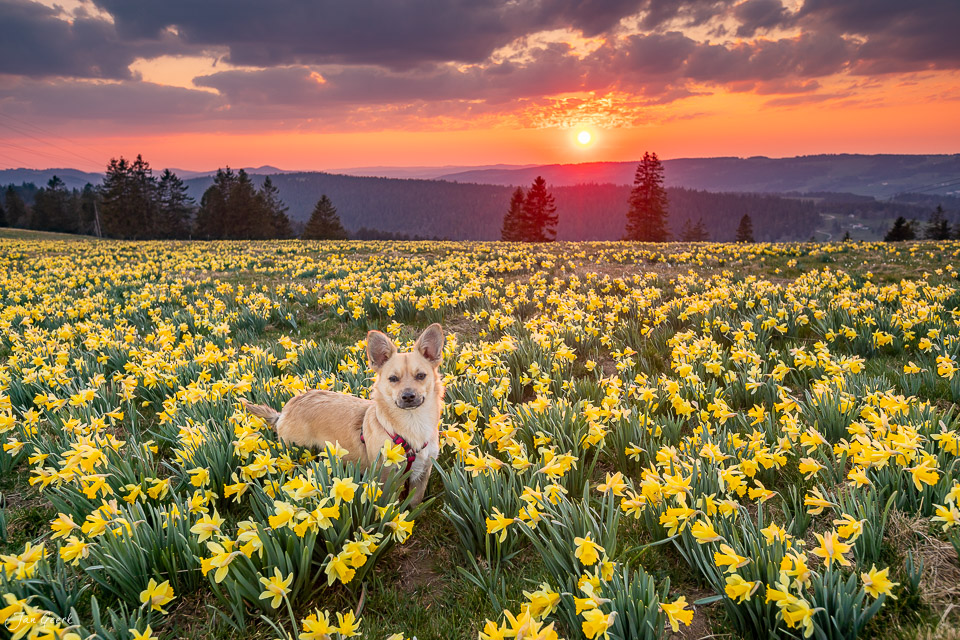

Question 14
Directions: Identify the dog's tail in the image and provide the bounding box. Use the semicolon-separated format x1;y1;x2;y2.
241;400;280;427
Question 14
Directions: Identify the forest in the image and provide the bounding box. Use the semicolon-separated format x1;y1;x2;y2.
2;163;955;242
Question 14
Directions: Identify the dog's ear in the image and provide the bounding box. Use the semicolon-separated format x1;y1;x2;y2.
366;330;396;370
415;323;444;366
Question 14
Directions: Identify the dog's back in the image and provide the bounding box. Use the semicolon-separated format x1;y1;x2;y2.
247;391;371;462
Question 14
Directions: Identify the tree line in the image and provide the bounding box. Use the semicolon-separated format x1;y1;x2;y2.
0;154;353;240
884;206;957;242
500;152;760;243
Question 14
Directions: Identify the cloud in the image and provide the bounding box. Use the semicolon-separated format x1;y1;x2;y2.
733;0;790;37
798;0;960;73
1;0;959;135
0;77;222;123
0;0;183;79
193;42;597;108
89;0;643;71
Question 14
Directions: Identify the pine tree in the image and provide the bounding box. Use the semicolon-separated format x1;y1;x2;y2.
195;168;236;239
4;186;27;228
78;184;100;236
521;176;557;242
99;155;158;239
32;176;77;233
156;169;194;239
0;194;6;228
500;187;525;241
625;152;670;241
884;216;916;242
680;217;709;241
925;205;951;240
302;195;348;240
230;169;260;239
259;176;293;238
735;214;755;243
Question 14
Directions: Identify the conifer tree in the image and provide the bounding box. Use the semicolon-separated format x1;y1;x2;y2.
230;169;260;238
521;176;557;242
680;217;709;241
259;176;293;238
156;169;194;239
884;216;916;242
195;168;236;239
735;214;755;243
925;205;951;240
500;187;525;241
99;155;158;239
32;176;77;233
302;195;348;240
4;186;27;228
625;152;670;241
0;194;6;228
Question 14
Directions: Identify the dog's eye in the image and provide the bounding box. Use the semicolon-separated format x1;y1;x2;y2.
415;372;427;381
388;375;400;383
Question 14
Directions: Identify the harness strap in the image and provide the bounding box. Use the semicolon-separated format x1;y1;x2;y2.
360;429;424;474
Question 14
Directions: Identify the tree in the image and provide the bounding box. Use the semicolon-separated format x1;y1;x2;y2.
500;187;526;241
884;216;916;242
735;214;755;243
842;230;851;242
194;168;236;239
32;176;77;233
302;195;348;240
4;186;27;228
925;205;951;241
680;217;709;242
625;152;669;241
0;193;6;228
156;169;194;239
259;176;293;239
99;155;158;239
228;169;260;239
520;176;558;242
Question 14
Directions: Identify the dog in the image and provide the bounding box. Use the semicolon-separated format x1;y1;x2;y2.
243;324;444;506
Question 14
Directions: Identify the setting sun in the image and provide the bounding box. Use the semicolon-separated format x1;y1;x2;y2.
576;130;592;145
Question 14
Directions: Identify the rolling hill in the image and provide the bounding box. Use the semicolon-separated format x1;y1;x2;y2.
438;154;960;197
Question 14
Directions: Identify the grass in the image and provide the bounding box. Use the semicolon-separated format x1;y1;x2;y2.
2;238;960;640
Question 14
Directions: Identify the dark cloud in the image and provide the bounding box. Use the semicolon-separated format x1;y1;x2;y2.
90;0;643;71
194;43;595;108
682;32;853;83
1;0;959;132
798;0;960;73
0;78;222;122
0;0;181;79
733;0;790;37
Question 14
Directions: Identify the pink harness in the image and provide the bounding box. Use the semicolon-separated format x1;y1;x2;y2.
360;430;421;474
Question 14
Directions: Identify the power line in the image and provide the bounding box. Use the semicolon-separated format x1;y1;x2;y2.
0;116;104;169
0;111;115;163
877;177;960;201
0;140;82;167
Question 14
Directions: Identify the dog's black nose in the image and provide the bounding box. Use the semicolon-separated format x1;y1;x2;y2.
401;390;417;403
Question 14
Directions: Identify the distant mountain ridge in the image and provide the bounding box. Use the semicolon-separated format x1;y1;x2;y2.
438;154;960;197
2;154;957;197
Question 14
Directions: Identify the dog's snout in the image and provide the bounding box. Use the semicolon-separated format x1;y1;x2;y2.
398;388;423;409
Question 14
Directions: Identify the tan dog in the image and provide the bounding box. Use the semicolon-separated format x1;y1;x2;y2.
243;324;444;506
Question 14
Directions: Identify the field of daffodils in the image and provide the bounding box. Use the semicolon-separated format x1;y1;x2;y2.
1;237;959;640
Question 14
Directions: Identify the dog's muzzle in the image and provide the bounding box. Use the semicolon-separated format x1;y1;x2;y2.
397;390;424;409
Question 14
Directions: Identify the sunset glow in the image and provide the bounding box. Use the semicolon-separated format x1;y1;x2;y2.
0;1;958;171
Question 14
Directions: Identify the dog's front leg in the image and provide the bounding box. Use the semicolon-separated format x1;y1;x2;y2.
408;464;431;507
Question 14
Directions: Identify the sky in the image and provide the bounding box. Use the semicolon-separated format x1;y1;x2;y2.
0;0;958;172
